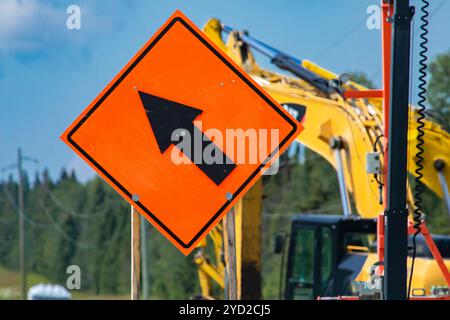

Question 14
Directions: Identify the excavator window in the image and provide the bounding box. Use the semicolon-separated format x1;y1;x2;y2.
321;228;333;288
286;226;333;299
290;227;314;299
284;217;377;299
294;228;314;280
344;233;373;253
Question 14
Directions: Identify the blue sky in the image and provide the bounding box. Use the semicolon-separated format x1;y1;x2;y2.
1;0;449;183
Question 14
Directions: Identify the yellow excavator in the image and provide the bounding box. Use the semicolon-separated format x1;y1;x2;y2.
193;18;450;300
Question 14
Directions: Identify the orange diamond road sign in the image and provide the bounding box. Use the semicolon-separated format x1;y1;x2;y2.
60;10;303;255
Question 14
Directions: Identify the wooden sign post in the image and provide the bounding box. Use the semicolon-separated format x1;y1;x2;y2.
224;208;237;300
131;205;141;300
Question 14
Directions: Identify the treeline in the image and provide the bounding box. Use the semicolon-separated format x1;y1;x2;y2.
1;146;447;299
0;168;198;298
0;146;341;298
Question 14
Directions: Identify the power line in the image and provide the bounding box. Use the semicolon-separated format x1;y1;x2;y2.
0;183;18;224
369;0;446;85
38;200;94;249
1;158;128;250
419;0;446;26
37;198;128;250
33;161;123;220
1;184;50;228
40;182;105;219
312;15;367;60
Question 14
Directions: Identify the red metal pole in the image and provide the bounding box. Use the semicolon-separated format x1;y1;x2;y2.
408;222;450;287
378;0;393;266
381;0;392;208
343;89;383;99
377;214;385;273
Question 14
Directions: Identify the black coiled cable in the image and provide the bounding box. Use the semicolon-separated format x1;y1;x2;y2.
408;0;429;299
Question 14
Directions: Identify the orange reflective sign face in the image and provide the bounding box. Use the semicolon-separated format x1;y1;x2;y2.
60;11;303;255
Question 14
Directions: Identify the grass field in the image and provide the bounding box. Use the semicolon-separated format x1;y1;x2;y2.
0;266;128;300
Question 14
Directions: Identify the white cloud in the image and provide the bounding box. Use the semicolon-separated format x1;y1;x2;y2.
0;0;61;53
0;0;129;57
0;0;37;36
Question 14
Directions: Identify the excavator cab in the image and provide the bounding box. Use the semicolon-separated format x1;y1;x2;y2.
281;215;377;299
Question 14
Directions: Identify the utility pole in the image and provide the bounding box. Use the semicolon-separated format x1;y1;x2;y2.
1;148;37;300
384;0;414;300
17;148;26;300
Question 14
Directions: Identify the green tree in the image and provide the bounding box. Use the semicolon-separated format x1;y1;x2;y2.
428;50;450;129
346;71;376;89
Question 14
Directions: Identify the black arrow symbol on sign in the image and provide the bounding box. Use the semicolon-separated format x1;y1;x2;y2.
138;91;236;186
